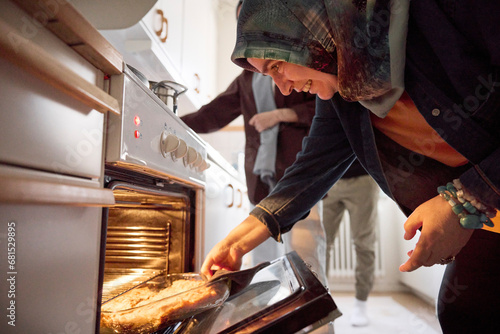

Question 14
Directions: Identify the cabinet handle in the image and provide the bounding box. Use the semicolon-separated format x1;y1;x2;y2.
226;184;234;208
0;176;115;206
11;0;122;75
237;189;243;208
193;73;201;94
155;9;169;43
0;20;120;115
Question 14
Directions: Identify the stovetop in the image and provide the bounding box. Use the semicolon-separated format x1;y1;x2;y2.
105;65;208;186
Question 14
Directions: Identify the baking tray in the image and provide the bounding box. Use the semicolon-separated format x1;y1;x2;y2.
100;273;230;334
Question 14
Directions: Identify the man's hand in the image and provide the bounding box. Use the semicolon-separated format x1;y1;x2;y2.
249;108;297;132
399;195;474;272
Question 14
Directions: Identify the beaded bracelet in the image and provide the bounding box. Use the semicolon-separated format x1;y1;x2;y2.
437;182;494;229
452;179;497;218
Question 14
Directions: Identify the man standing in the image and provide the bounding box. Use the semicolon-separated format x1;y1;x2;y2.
323;163;379;326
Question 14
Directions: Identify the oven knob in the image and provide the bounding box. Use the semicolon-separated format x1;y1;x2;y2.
184;146;198;166
173;138;188;159
192;152;203;168
160;132;180;158
198;159;210;172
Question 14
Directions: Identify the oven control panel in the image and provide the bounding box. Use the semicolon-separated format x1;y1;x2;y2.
106;67;208;185
159;131;209;172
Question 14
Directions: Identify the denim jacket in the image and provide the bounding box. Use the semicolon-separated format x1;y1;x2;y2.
251;0;500;241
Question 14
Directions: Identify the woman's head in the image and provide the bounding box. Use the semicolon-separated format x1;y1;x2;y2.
232;0;337;75
232;0;402;106
247;58;339;100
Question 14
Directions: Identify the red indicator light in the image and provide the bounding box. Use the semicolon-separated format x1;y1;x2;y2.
134;130;141;139
134;116;141;126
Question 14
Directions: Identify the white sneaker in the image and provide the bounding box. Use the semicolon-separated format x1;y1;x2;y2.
350;298;369;327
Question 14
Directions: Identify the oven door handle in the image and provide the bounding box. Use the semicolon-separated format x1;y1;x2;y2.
0;176;115;206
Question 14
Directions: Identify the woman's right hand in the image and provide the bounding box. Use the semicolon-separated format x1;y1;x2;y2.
399;195;474;272
201;215;272;278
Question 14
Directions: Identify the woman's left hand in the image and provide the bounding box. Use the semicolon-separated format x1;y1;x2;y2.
201;215;272;279
399;195;474;272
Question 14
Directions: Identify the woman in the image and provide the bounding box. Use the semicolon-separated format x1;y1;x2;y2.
201;0;500;332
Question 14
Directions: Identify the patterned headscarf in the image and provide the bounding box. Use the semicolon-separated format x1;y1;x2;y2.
232;0;409;116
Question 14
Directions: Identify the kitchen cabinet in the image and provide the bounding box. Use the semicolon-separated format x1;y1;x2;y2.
97;0;218;110
0;197;105;333
203;146;250;259
141;0;184;74
0;0;121;179
181;0;218;103
0;1;117;332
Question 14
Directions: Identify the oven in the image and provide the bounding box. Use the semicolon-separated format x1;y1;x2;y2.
97;65;340;333
103;63;208;267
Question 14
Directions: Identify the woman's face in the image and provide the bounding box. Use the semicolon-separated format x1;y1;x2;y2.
247;58;339;100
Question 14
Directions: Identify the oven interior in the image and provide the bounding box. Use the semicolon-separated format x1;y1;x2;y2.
98;168;197;321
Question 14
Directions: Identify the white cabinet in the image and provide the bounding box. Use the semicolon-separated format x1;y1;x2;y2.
203;153;250;259
0;2;116;332
181;0;218;103
98;0;218;110
141;0;184;74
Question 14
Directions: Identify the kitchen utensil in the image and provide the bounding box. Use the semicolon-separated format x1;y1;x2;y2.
150;80;188;115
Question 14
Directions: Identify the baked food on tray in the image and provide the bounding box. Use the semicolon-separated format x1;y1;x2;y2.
100;274;229;334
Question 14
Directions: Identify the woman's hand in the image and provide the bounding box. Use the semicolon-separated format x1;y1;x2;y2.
249;108;297;132
201;215;272;278
399;195;474;272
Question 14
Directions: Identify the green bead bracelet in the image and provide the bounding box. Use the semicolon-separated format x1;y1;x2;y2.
437;185;494;229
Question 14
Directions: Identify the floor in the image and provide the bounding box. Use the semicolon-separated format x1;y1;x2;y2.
329;291;442;334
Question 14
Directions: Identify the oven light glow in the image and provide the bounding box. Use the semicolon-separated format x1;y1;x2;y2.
134;115;141;126
134;130;141;139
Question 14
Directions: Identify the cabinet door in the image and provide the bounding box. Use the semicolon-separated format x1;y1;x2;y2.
142;0;184;73
0;203;102;333
181;0;217;105
204;162;249;258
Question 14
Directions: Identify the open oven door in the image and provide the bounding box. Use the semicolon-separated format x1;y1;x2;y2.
160;251;342;334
